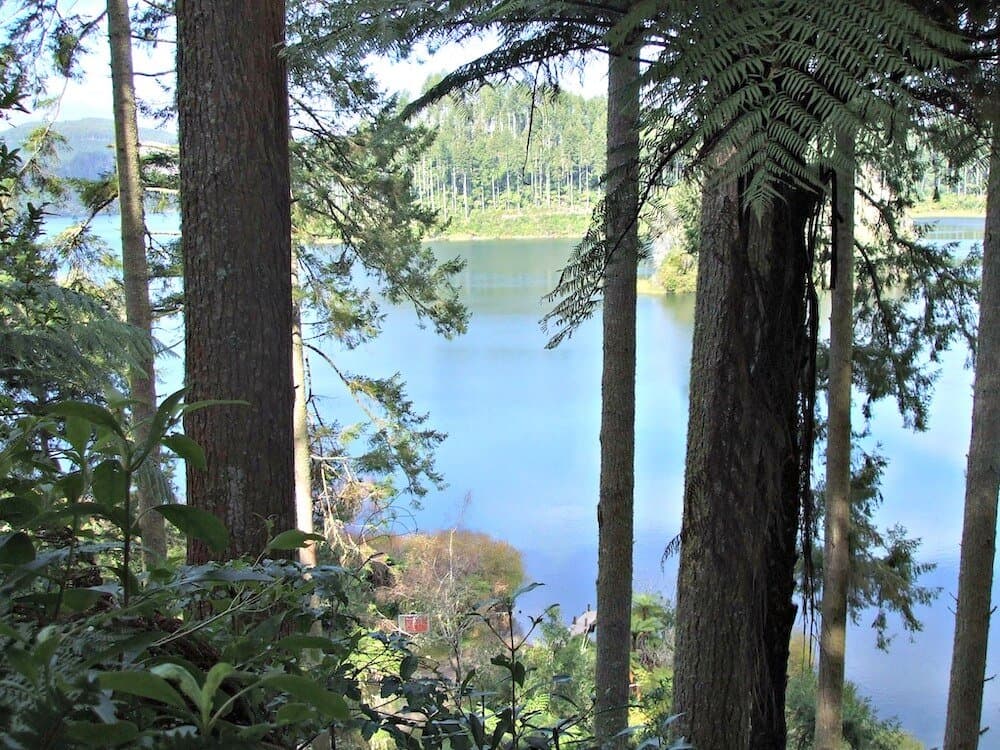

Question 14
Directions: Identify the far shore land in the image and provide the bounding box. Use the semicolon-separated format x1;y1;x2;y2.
424;200;986;242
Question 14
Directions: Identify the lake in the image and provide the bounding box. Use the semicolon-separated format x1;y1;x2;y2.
48;211;991;747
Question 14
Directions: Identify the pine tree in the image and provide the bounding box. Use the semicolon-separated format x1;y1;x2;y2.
107;0;167;563
177;0;295;562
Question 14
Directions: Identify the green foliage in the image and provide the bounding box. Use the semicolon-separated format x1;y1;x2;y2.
785;668;924;750
650;180;701;294
807;452;938;650
0;390;420;748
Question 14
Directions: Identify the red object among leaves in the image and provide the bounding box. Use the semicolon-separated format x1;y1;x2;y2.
398;613;430;634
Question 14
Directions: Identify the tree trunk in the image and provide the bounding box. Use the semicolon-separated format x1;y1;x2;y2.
594;30;640;750
107;0;166;564
177;0;295;562
815;130;857;750
673;176;814;750
292;258;317;567
944;118;1000;750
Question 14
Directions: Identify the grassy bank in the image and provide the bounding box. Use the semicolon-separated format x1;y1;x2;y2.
909;193;986;217
430;208;593;240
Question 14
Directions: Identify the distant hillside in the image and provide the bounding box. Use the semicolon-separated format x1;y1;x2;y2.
0;117;176;181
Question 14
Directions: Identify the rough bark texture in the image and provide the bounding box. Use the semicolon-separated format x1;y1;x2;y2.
292;260;317;567
673;178;814;750
815;131;856;750
944;119;1000;750
593;31;640;750
108;0;166;564
178;1;295;563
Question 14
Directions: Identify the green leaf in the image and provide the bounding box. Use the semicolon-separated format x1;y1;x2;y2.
201;662;236;720
266;529;325;551
92;460;128;509
162;434;206;470
65;416;92;455
98;670;187;710
0;495;41;525
61;588;105;612
150;663;203;706
153;505;228;553
0;532;35;565
58;470;86;504
276;702;317;724
145;389;186;447
47;401;124;438
400;653;419;681
260;674;349;720
65;720;139;747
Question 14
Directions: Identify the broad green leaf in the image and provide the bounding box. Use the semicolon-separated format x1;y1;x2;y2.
58;470;86;504
65;416;92;455
276;702;316;724
162;434;206;470
152;505;228;553
151;663;203;706
183;566;273;585
34;625;62;667
6;647;37;683
61;588;105;612
143;389;186;452
0;532;35;565
0;621;21;640
65;720;139;747
98;670;187;710
0;495;41;525
201;662;236;719
266;529;325;551
400;653;419;681
47;401;124;438
260;674;349;720
92;460;128;509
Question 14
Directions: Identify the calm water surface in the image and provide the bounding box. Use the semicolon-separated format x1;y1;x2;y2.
55;212;991;747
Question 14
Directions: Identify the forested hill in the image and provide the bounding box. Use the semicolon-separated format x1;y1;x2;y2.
410;84;608;229
0;117;176;180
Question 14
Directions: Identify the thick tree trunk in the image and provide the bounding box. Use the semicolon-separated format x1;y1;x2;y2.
594;30;640;750
673;178;814;750
944;119;1000;750
815;131;857;750
107;0;166;564
178;0;295;562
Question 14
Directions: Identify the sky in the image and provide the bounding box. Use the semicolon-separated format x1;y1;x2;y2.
2;2;606;133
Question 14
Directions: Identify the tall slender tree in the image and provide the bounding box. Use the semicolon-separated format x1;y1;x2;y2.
107;0;167;564
594;16;640;747
945;117;1000;750
815;130;857;750
177;0;295;562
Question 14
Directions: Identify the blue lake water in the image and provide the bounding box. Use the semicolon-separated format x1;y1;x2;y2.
48;211;992;747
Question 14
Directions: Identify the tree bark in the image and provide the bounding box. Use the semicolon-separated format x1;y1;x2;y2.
944;118;1000;750
594;28;640;750
292;258;317;567
178;0;295;562
107;0;166;563
673;177;814;750
815;130;857;750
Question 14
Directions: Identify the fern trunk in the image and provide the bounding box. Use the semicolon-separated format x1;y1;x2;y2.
108;0;166;563
593;26;640;750
674;176;814;750
944;118;1000;750
815;130;856;750
178;0;295;562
